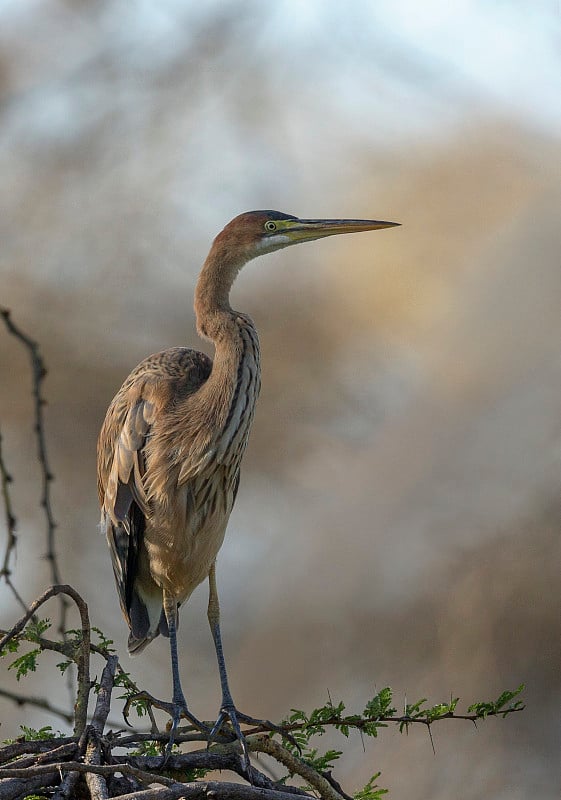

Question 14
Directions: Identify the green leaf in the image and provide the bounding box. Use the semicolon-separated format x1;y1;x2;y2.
302;747;343;772
364;688;395;719
468;684;525;719
0;637;20;657
19;725;61;741
8;649;41;680
404;697;427;718
354;772;388;800
91;626;115;652
24;618;51;642
425;698;459;722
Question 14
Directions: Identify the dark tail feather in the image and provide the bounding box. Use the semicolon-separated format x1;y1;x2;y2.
127;604;172;655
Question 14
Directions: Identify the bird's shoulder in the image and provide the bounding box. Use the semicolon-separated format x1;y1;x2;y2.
106;347;212;420
123;346;212;391
97;348;212;502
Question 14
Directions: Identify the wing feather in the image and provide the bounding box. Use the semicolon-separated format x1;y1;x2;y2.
97;347;212;642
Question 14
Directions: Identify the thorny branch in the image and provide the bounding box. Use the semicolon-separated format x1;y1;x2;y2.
0;595;526;800
0;307;69;637
0;431;28;615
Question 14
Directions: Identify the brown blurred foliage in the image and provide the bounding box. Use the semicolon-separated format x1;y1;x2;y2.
1;3;560;798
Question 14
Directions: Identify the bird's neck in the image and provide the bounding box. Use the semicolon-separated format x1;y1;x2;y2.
194;245;245;342
193;245;261;452
195;244;260;440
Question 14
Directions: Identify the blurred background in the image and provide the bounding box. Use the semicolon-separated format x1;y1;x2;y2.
1;1;560;797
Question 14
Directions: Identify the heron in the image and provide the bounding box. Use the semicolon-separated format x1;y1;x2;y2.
97;210;399;766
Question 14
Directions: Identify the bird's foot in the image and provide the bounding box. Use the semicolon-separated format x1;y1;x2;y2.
208;701;252;772
123;690;208;761
208;704;296;773
164;693;210;762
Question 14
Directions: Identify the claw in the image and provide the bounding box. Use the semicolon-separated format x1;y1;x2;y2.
208;702;251;772
213;709;301;753
231;711;301;750
207;705;297;774
122;689;208;762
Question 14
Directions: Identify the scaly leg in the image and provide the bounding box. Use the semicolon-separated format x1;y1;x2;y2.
123;591;208;759
205;564;302;770
163;590;207;758
207;563;291;770
207;561;253;769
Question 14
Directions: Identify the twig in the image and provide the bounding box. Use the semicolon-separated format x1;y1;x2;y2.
0;307;69;638
0;584;91;735
0;687;74;725
0;737;76;766
0;627;76;657
109;781;314;800
0;430;17;577
0;624;155;732
109;750;306;794
85;729;110;800
91;654;119;734
1;741;77;771
0;770;60;799
82;656;119;798
249;737;345;800
241;707;524;738
0;429;30;616
0;759;176;786
53;725;90;800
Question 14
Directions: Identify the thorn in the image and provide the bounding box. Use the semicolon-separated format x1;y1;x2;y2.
426;722;436;755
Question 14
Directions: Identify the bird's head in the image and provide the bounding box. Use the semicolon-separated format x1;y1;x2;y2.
212;210;400;264
197;210;399;337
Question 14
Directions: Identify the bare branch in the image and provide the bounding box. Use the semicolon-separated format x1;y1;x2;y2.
0;584;91;735
0;687;74;725
0;307;69;637
0;759;176;786
249;737;345;800
0;431;17;579
84;730;109;800
0;737;76;766
0;628;76;658
0;770;60;799
91;654;119;734
109;781;314;800
82;656;121;798
1;741;77;771
0;430;30;617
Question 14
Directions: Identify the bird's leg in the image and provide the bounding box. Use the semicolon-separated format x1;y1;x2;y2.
206;564;297;759
207;562;253;769
162;591;207;758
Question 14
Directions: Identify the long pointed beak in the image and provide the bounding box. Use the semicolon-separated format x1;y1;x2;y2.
281;217;400;243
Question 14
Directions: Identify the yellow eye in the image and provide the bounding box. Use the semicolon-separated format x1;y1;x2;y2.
264;220;277;232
